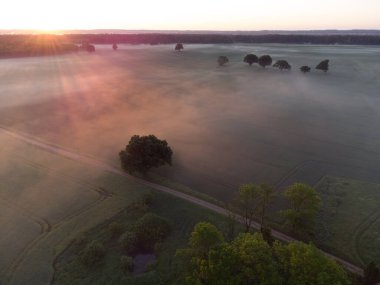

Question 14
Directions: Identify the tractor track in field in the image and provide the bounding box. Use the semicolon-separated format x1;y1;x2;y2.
0;148;114;285
0;197;51;284
273;159;319;192
0;126;364;280
352;208;380;265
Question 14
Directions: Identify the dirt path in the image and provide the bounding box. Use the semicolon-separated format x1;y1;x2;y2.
0;126;364;278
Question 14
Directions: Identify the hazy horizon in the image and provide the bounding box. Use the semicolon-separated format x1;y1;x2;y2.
2;0;380;31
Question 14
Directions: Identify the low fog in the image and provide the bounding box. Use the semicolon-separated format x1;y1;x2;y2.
1;44;380;201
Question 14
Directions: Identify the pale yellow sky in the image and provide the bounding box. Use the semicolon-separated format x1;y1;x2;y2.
1;0;380;31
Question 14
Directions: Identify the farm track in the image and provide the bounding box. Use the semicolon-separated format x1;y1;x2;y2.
0;126;364;280
0;149;114;284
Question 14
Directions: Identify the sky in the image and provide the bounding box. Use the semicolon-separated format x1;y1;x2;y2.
1;0;380;31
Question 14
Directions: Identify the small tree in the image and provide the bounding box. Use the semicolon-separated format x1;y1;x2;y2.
189;222;224;258
273;60;291;71
244;54;258;66
234;183;273;232
258;55;272;68
300;66;311;73
119;135;173;174
283;183;321;233
175;43;184;51
316;59;329;72
235;184;261;232
112;43;118;50
217;55;229;66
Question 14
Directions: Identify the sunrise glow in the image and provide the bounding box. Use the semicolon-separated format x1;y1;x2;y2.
2;0;380;31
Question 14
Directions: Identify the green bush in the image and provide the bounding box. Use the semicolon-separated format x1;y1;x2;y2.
134;213;171;251
119;231;137;254
120;255;134;273
79;241;106;267
142;192;154;206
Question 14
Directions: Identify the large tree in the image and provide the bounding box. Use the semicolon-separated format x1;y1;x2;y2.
119;135;173;174
243;54;258;66
258;55;272;68
283;182;321;233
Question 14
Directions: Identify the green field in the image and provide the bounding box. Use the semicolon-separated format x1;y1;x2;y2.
315;176;380;266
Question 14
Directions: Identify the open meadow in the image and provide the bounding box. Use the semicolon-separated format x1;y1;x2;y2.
1;43;380;282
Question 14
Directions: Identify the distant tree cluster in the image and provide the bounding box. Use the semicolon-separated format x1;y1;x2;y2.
217;51;329;73
176;222;351;285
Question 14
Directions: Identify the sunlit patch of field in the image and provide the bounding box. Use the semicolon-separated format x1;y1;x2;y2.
315;176;380;266
0;133;149;285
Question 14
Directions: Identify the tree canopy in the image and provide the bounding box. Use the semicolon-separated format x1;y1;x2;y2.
283;182;321;233
243;54;258;65
234;183;273;232
119;134;173;174
316;59;329;72
177;222;350;285
258;55;273;68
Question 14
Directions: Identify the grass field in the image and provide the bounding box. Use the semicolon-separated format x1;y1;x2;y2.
315;176;380;266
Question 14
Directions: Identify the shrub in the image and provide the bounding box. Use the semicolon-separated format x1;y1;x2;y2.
119;231;138;254
134;213;171;251
120;255;134;273
79;241;105;266
142;192;154;206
